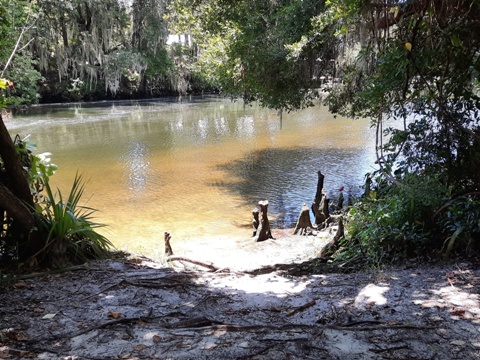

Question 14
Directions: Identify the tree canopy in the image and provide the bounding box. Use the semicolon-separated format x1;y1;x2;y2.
169;0;338;111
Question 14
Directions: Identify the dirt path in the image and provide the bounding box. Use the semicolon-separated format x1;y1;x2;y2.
1;232;480;359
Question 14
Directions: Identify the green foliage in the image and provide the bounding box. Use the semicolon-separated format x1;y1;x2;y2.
3;55;43;106
440;196;480;258
0;77;14;108
20;140;111;264
1;135;112;266
40;173;113;263
169;0;333;111
13;136;57;204
343;170;480;263
343;173;448;264
322;0;480;263
0;1;43;106
326;0;480;190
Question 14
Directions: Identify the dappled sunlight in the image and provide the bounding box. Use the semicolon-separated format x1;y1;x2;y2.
4;259;480;359
353;284;389;309
413;283;480;324
205;273;313;297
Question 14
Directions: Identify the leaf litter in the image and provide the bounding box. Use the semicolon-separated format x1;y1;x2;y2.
1;231;480;359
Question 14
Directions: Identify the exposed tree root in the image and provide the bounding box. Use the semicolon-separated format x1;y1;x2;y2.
166;256;220;271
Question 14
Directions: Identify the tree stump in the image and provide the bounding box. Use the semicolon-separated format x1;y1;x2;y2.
253;200;273;242
252;209;260;236
363;175;372;198
311;170;325;215
164;232;174;256
314;193;330;228
293;203;313;235
336;186;344;210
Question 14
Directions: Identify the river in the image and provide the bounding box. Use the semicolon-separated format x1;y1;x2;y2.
7;96;376;257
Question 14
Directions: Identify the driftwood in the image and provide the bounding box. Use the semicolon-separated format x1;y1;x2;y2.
293;204;313;235
252;200;273;242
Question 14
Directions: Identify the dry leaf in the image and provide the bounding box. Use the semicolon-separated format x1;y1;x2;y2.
451;340;466;346
152;335;162;343
107;310;122;319
133;344;148;351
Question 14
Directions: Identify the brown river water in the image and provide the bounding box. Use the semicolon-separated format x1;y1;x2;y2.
7;96;376;257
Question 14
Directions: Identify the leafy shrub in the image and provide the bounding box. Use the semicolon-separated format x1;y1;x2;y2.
40;173;113;265
3;55;43;106
2;135;113;267
343;173;448;264
440;196;480;258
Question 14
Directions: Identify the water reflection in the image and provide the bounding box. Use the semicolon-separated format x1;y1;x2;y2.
216;147;369;228
120;141;152;199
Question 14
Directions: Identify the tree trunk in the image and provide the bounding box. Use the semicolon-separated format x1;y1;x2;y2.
0;183;36;231
313;170;324;211
0;114;45;261
253;200;273;242
293;203;313;235
0;115;34;207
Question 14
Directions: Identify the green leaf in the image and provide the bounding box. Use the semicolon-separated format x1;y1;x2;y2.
450;35;462;47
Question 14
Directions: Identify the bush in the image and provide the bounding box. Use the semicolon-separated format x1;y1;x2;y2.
342;173;448;264
1;136;113;267
40;173;113;265
3;55;43;106
440;195;480;258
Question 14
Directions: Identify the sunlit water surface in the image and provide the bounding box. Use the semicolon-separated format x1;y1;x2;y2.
7;96;376;256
